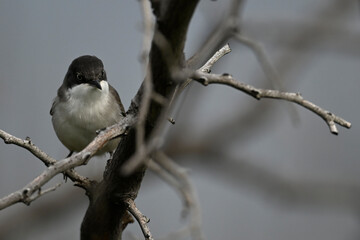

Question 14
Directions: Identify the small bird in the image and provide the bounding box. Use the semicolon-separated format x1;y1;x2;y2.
50;55;125;157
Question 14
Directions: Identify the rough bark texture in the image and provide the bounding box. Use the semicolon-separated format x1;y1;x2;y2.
80;1;199;239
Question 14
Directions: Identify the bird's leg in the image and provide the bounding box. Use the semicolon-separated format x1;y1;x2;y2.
63;151;74;182
67;151;74;158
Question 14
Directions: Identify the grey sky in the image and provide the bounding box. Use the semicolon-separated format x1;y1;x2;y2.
0;1;359;239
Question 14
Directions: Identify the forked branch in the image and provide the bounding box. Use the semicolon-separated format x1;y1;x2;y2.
0;129;93;190
190;46;351;135
0;116;135;210
126;199;154;240
150;151;204;240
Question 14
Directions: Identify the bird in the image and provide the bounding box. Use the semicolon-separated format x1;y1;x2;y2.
50;55;125;157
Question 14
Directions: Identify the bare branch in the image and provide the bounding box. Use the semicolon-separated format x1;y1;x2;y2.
233;32;301;123
200;43;231;73
0;129;93;190
122;44;232;175
126;199;154;240
167;43;232;124
0;116;135;210
180;43;232;93
137;0;155;153
187;0;245;68
136;66;153;153
151;151;205;240
176;151;360;212
233;33;282;90
139;0;154;69
148;160;191;212
191;71;351;134
121;125;163;175
0;131;52;166
24;182;62;205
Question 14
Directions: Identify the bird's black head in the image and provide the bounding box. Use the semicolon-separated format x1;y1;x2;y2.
64;55;107;90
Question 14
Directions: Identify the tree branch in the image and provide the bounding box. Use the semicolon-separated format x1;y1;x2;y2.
191;71;351;134
186;0;245;69
0;116;134;210
23;182;62;205
177;151;360;212
150;151;205;240
199;43;231;73
122;44;232;175
0;129;93;190
126;199;154;240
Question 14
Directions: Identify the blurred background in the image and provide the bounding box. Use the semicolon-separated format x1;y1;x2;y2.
0;0;359;239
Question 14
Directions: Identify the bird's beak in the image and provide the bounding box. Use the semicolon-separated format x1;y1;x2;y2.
88;80;102;90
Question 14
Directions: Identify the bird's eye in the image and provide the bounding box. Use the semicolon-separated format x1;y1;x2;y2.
76;72;83;80
100;70;106;79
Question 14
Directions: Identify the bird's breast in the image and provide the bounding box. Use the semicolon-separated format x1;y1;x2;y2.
66;82;119;129
51;81;122;152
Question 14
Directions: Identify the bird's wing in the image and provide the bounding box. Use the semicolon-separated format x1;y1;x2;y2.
49;97;58;116
109;84;126;116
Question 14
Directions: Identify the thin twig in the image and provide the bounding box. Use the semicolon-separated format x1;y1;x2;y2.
233;32;301;123
151;151;205;240
126;199;154;240
191;71;351;134
148;160;191;212
233;33;282;90
139;0;154;70
24;182;62;205
186;0;245;68
171;43;232;110
136;66;153;153
199;43;231;73
137;0;153;149
136;0;154;156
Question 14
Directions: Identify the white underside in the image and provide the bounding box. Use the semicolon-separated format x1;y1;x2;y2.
51;81;121;154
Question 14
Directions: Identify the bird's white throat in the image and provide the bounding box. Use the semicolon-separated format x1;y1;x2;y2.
66;80;110;115
69;80;109;101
